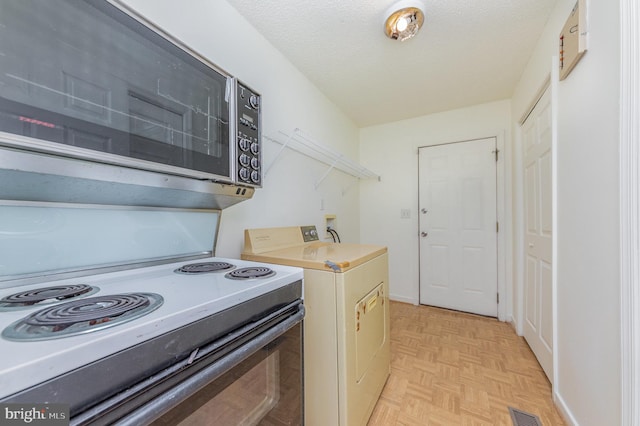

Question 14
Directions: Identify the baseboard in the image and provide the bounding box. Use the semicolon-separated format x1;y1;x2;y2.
505;316;517;329
553;390;578;426
389;294;417;305
506;316;519;333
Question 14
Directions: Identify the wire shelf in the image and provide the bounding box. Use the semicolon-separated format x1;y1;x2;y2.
263;128;380;188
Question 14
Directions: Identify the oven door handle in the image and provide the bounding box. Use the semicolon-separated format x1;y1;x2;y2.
116;304;304;426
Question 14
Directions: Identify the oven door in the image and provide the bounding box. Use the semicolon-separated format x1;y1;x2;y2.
72;302;304;426
0;0;233;183
150;320;303;426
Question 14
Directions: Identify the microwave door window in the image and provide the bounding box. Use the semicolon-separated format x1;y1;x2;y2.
0;0;231;181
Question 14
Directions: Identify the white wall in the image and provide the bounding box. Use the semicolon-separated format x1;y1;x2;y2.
511;0;621;424
121;0;364;256
359;100;512;306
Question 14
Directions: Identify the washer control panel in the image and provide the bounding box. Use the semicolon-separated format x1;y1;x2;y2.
236;81;261;187
300;225;320;242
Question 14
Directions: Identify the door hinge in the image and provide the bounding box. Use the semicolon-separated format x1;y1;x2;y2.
493;149;499;162
497;293;500;304
496;221;499;233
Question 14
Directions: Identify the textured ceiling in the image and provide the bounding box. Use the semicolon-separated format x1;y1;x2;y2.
226;0;558;127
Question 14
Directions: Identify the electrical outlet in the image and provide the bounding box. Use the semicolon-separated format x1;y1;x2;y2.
325;214;336;239
400;209;411;219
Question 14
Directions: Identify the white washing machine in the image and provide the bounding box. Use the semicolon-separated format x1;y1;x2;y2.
242;226;390;426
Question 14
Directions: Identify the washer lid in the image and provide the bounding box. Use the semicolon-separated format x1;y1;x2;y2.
243;241;387;272
242;226;387;271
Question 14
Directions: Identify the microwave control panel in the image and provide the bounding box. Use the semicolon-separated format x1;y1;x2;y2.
236;81;261;187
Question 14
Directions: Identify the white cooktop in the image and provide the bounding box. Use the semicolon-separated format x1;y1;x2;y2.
0;257;303;399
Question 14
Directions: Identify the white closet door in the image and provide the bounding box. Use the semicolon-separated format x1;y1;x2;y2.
522;87;553;382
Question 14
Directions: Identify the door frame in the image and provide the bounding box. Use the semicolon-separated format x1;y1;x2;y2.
417;133;507;321
620;0;640;423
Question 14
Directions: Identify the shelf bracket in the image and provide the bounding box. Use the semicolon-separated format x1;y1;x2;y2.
263;132;294;178
314;156;340;189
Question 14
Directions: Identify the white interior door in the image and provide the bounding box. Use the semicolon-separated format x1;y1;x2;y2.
522;87;553;382
418;138;498;317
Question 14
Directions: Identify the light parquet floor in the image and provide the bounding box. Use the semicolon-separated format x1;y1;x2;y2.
367;302;566;426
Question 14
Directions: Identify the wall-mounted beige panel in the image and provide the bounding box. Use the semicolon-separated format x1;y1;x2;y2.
559;0;588;80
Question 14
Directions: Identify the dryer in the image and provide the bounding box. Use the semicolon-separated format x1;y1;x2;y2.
242;226;390;426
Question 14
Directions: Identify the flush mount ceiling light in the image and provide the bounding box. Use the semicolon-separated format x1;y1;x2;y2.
384;0;425;42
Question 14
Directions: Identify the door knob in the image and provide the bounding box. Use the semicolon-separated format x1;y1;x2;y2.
421;208;428;214
529;243;534;248
421;232;428;237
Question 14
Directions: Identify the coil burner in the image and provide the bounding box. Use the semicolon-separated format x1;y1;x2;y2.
174;262;236;274
2;293;163;341
225;267;276;280
0;284;99;311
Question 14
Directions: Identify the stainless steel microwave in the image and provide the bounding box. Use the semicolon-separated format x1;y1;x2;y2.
0;0;262;187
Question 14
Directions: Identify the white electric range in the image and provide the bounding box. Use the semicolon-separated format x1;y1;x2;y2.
0;242;305;426
0;257;303;400
0;184;305;425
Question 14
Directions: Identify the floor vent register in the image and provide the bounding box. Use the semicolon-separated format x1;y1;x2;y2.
508;407;543;426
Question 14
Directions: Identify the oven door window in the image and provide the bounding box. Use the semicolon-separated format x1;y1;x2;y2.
0;0;231;181
151;322;302;426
